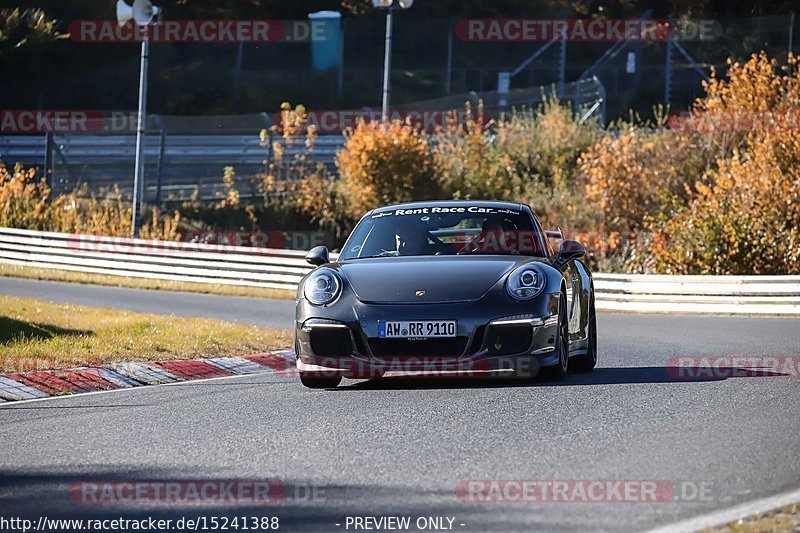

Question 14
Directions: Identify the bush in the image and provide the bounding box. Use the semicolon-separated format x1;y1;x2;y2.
432;103;519;201
257;102;353;240
337;119;438;218
648;53;800;274
496;98;598;189
501;100;603;250
0;163;56;230
579;120;708;234
0;162;179;239
178;103;346;241
652;133;800;274
259;103;320;194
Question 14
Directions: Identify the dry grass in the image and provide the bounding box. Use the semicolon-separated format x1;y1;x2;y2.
0;295;292;373
703;504;800;533
0;262;295;300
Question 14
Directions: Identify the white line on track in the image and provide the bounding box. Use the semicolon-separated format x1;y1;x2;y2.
647;485;800;532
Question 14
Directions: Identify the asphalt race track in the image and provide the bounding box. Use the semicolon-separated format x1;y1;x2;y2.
0;277;295;330
1;276;799;532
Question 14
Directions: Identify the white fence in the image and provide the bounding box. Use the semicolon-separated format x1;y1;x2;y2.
1;227;799;316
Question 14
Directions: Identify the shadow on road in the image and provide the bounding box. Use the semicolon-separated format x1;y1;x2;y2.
331;366;791;391
0;467;499;533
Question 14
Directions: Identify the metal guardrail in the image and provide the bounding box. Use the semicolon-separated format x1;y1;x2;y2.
0;134;345;202
0;227;311;292
592;273;800;315
1;227;799;315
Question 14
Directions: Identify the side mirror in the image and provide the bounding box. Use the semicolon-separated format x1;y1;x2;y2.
305;245;330;267
553;240;586;270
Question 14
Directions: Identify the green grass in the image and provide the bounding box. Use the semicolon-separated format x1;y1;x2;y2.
0;295;292;373
0;262;295;300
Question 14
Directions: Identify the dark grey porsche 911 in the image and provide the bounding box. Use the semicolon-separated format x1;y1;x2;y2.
294;200;597;388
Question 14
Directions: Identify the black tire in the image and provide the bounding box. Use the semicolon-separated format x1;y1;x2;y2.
299;373;342;389
572;289;598;372
542;294;570;380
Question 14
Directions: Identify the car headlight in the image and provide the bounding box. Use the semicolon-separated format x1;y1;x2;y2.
506;264;546;301
303;268;342;306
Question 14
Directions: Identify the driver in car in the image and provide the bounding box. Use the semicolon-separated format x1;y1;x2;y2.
395;220;429;256
461;217;520;254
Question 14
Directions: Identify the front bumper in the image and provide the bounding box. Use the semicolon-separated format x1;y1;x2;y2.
295;296;561;379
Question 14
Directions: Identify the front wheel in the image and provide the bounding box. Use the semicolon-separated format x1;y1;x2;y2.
542;295;569;380
299;373;342;389
572;289;598;372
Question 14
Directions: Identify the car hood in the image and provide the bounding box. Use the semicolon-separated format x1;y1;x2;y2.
336;256;533;303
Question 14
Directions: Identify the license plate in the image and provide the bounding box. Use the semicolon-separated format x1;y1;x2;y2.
379;320;457;339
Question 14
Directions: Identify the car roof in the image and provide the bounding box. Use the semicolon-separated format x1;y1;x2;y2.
371;200;524;214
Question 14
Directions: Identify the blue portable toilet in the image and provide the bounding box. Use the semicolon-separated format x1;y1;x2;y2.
308;11;342;71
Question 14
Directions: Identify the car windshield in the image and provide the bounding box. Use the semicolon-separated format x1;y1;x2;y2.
339;205;545;260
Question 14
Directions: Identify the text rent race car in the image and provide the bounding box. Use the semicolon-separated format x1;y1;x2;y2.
295;200;597;388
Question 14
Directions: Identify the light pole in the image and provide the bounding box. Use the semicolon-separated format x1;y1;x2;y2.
372;0;414;122
116;0;160;237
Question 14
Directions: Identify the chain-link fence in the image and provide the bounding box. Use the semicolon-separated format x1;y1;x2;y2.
1;15;796;118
